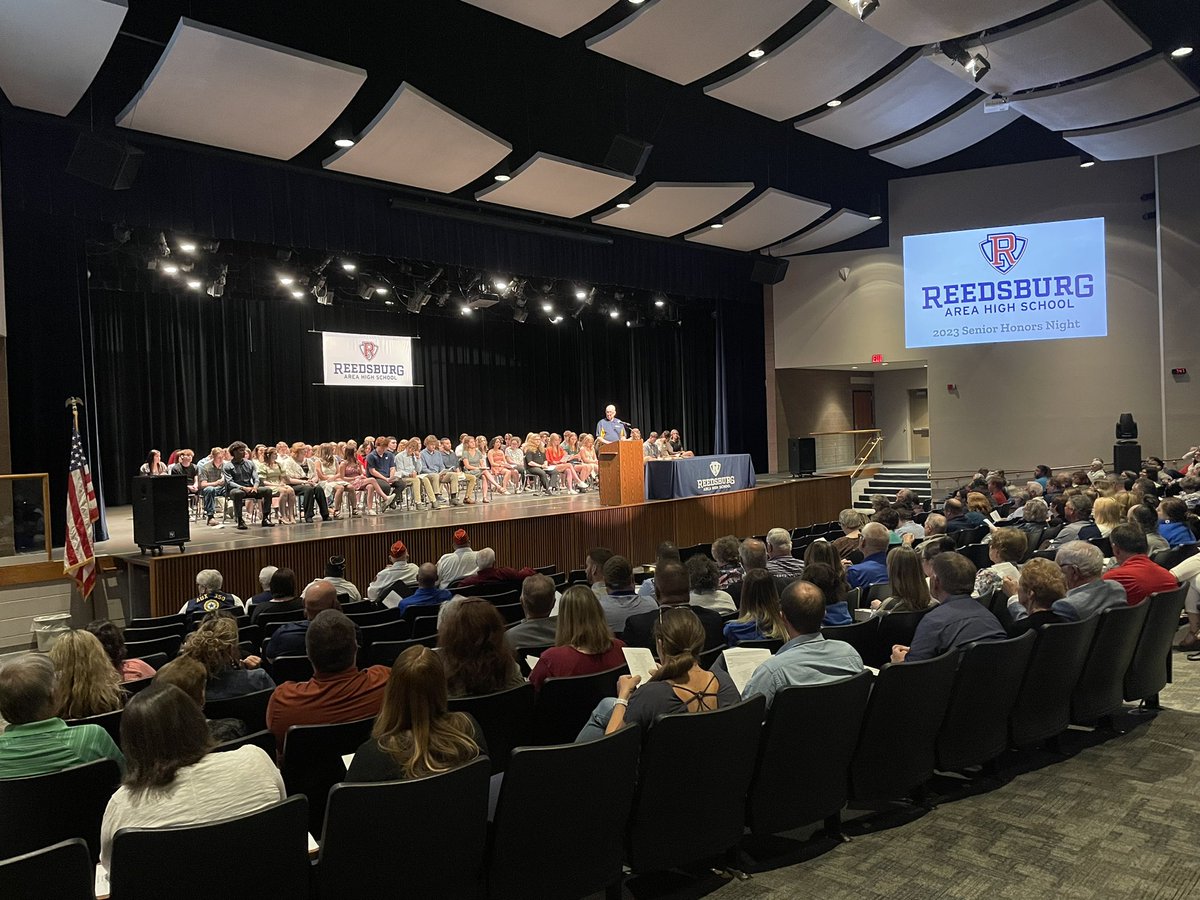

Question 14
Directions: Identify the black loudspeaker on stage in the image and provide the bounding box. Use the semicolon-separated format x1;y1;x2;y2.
66;133;144;190
1113;442;1141;474
751;257;789;285
789;437;816;478
132;476;190;554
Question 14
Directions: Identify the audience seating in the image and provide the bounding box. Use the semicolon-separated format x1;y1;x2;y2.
1088;535;1113;557
357;619;410;648
0;839;94;900
447;682;535;774
316;757;490;900
873;609;931;668
494;602;524;625
698;644;726;669
0;759;119;862
1070;603;1150;725
863;582;892;607
64;708;123;747
236;623;261;649
1150;544;1198;569
411;614;439;639
343;607;402;627
123;634;182;662
128;612;186;629
122;676;154;696
1009;617;1099;749
953;525;988;547
489;726;641;900
626;696;766;875
533;565;556;576
568;568;587;584
821;619;879;662
515;645;552;677
936;632;1036;771
678;542;711;562
204;686;273;733
282;717;375;835
108;796;310;899
958;543;991;569
1124;586;1188;708
122;623;184;643
848;649;959;805
212;729;276;757
978;588;1014;630
132;652;168;671
746;673;873;837
270;655;314;683
254;608;305;629
366;636;438;666
338;599;375;614
533;664;626;745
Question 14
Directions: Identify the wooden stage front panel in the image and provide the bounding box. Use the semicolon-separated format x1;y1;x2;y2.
127;476;848;616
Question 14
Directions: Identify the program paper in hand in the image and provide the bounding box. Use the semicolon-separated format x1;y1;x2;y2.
621;646;657;687
722;647;772;694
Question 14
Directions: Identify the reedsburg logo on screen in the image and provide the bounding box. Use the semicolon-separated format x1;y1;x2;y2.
920;229;1096;317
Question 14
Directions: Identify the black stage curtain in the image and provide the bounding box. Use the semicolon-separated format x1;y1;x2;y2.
87;287;718;505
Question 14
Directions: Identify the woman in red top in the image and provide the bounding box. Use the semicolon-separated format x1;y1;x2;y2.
486;436;516;495
544;433;579;491
530;586;625;690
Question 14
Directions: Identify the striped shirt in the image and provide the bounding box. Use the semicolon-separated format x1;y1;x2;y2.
0;717;124;779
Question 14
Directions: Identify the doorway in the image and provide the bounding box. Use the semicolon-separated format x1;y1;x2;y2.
909;389;929;463
852;390;875;459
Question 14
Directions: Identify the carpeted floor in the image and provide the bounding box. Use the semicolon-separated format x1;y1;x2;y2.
624;653;1200;900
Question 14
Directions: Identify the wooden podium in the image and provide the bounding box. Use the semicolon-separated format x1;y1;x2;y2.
598;440;644;507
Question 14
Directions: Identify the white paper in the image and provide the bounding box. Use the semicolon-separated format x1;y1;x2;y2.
721;648;772;694
990;509;1003;522
864;665;881;677
621;646;657;687
308;832;320;857
525;655;540;672
95;865;110;899
340;753;354;770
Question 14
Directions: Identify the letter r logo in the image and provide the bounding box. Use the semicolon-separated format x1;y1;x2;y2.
979;232;1027;274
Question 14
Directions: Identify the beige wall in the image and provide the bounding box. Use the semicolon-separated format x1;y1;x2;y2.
873;367;929;462
774;369;872;469
771;151;1196;478
1159;149;1200;455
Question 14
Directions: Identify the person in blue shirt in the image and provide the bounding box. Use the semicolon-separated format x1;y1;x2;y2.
595;405;627;444
178;569;243;619
398;563;453;614
264;579;342;660
891;552;1006;663
845;522;890;590
365;438;402;510
1159;498;1198;547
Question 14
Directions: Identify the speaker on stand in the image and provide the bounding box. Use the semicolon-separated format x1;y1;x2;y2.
132;476;190;555
788;437;816;478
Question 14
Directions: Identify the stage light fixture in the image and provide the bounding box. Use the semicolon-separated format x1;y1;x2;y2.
291;289;305;299
513;307;529;323
1171;46;1193;59
186;279;202;289
334;137;355;148
206;264;228;299
375;287;388;295
826;99;842;108
1079;154;1096;169
278;274;295;286
653;294;666;308
748;48;765;59
709;221;723;229
385;299;395;306
551;315;564;324
201;240;221;252
342;261;357;272
963;54;990;82
493;277;510;292
406;289;430;313
356;282;375;300
155;232;171;257
941;40;990;83
461;306;473;315
851;0;878;21
162;264;179;275
179;241;197;253
868;195;883;222
542;302;553;313
493;171;511;183
609;309;620;319
616;201;631;209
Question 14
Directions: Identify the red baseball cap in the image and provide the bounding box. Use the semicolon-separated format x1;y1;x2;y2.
390;540;407;557
454;528;469;546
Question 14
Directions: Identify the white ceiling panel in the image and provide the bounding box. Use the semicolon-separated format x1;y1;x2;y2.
870;99;1022;168
684;188;830;250
827;0;1055;46
1009;56;1198;133
927;0;1150;96
796;55;977;150
475;153;634;218
704;5;903;121
766;209;880;255
587;0;806;85
591;182;755;237
1064;99;1200;161
324;83;510;194
460;0;619;38
0;0;127;116
116;19;366;160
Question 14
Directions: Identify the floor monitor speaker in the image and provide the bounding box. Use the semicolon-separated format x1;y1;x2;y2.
789;437;816;477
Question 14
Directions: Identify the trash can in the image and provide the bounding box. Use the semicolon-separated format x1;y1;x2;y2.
31;612;72;652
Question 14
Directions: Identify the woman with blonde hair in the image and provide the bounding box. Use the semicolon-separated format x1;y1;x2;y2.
346;645;484;781
872;545;935;613
722;568;787;645
1092;496;1123;537
523;434;554;493
181;613;274;701
257;447;296;525
529;586;625;689
576;433;599;487
49;629;126;719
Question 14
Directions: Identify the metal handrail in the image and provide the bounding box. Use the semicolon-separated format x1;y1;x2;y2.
849;433;884;482
0;473;53;561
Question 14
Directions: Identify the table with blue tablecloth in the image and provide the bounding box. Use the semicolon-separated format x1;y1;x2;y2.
643;454;756;500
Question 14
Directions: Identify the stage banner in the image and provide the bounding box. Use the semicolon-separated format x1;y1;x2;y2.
645;454;756;500
321;331;414;387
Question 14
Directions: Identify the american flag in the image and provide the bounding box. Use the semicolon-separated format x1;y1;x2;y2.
65;427;99;599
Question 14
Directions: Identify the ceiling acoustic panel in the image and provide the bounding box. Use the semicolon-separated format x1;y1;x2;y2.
324;83;510;193
0;0;127;116
460;0;619;38
870;98;1022;168
826;0;1055;47
1064;99;1200;161
591;182;754;237
766;209;880;255
704;5;903;121
117;19;366;160
474;153;634;218
1009;56;1198;133
928;0;1150;96
587;0;806;85
684;188;830;250
796;55;977;150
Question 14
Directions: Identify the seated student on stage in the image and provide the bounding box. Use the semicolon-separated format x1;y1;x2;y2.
1006;558;1070;637
0;653;124;779
368;540;420;605
486;436;516;495
723;569;788;646
685;555;737;615
153;655;246;744
168;449;200;502
545;433;580;492
576;433;599;489
741;582;865;707
561;431;590;488
460;435;493;502
139;449;168;476
801;562;853;626
283;441;329;523
257;447;295;525
504;574;559;653
597;555;658;633
623;561;725;651
314;442;343;508
99;684;285;872
366;437;403;510
178;568;244;619
346;645;484;783
438;599;525;698
197;447;226;527
265;580;341;661
48;630;126;720
441;437;477;503
523;434;556;494
420;435;457;507
396;437;437;509
576;607;738;742
87;620;157;682
503;436;529;491
529;586;626;690
182;613;273;701
891;553;1006;663
642;431;660;459
870;545;934;615
222;441;274;529
249;567;303;624
666;429;695;458
335;444;383;517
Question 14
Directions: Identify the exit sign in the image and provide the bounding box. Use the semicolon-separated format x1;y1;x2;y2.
871;354;883;364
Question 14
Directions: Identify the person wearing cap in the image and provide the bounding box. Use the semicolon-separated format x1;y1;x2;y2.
437;529;479;588
312;556;362;603
367;541;419;605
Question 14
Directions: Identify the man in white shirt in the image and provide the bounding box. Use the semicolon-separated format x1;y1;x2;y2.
367;540;419;604
437;528;479;587
309;555;361;602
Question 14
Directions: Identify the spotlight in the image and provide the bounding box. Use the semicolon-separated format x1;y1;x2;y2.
575;286;593;303
179;241;197;253
851;0;878;21
206;263;228;299
868;195;883;222
333;137;355;148
385;300;395;306
357;282;375;300
461;306;473;315
709;222;723;229
542;302;553;313
493;277;509;292
963;54;990;82
654;296;665;308
341;261;357;272
291;289;305;299
616;202;631;209
748;48;765;59
278;274;295;286
375;287;388;295
186;279;202;290
826;99;842;108
941;40;990;83
1171;46;1193;59
609;309;620;319
162;264;179;275
155;232;171;257
1079;154;1096;169
551;316;564;324
201;240;220;252
406;290;430;314
513;307;529;323
493;168;511;183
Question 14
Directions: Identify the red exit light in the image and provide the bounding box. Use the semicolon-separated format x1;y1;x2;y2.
871;354;883;364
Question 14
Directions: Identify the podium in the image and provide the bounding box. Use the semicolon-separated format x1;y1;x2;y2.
598;440;644;507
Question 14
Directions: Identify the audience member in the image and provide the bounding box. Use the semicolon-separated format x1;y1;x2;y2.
153;655;245;743
943;498;986;534
1092;497;1123;538
845;522;890;590
623;561;724;651
439;600;524;697
247;566;277;608
741;581;865;706
87;620;156;682
895;504;924;539
831;510;867;557
723;569;788;646
636;542;682;600
711;535;742;588
872;545;934;614
529;586;626;690
249;568;302;624
973;528;1026;598
504;574;559;652
764;528;805;578
178;568;243;619
1127;504;1169;556
873;507;903;545
1046;494;1101;550
437;528;479;587
367;540;419;605
801;562;853;625
318;555;362;602
685;555;736;614
264;580;342;660
896;487;925;513
583;547;614;600
1006;558;1069;637
923;513;948;537
395;563;453;614
1102;523;1179;606
48;629;125;720
1172;551;1200;651
892;553;1005;663
1159;498;1198;547
0;653;124;778
99;684;284;871
597;555;657;632
454;547;536;588
183;613;274;701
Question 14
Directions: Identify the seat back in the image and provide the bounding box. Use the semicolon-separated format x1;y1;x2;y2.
203;687;274;733
489;726;641;900
123;634;182;662
1088;535;1113;557
64;708;123;747
132;652;168;671
679;542;711;563
0;758;120;861
863;582;892;606
954;524;988;547
494;603;524;624
1008;616;1099;748
936;632;1035;770
109;796;309;898
533;664;627;745
1150;544;1198;569
122;623;184;643
270;655;314;683
447;682;535;774
344;607;402;626
820;618;879;662
128;613;186;629
1125;586;1188;702
366;636;438;666
122;676;155;696
627;695;766;874
958;543;991;569
1071;602;1150;723
212;729;276;757
411;614;439;639
0;838;94;900
873;609;930;668
282;716;376;834
338;599;376;615
317;758;490;900
848;649;959;804
357;619;410;648
747;673;873;835
255;608;305;629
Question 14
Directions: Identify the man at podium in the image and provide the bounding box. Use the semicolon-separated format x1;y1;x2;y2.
596;405;628;444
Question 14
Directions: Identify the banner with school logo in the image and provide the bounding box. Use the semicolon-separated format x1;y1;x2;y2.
644;454;756;500
321;331;415;387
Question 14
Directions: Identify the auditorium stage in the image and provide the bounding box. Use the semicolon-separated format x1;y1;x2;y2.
111;474;850;617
